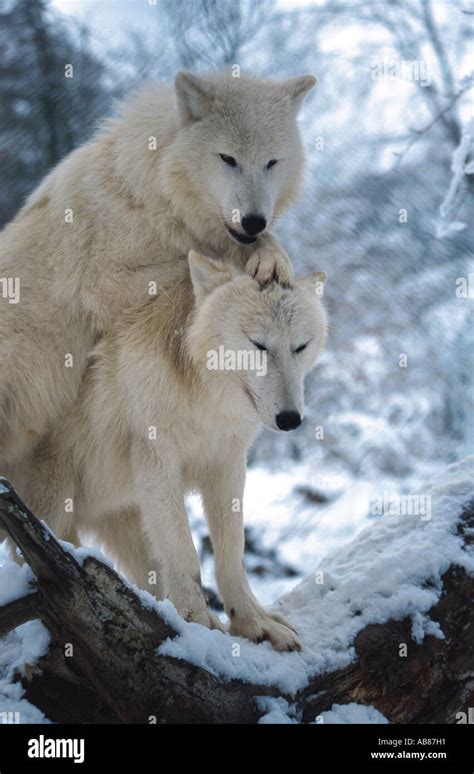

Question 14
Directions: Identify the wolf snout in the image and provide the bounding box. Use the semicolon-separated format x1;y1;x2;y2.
241;214;267;236
275;410;302;431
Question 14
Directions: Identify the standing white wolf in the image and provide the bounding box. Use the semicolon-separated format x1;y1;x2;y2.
0;70;316;476
13;251;327;651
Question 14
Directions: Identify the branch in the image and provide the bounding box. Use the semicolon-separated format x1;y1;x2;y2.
0;592;38;639
381;77;473;175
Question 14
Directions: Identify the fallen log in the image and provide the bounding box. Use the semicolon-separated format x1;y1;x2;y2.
0;479;278;723
0;479;473;723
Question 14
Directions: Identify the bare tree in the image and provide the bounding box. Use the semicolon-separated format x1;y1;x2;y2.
160;0;276;69
353;0;471;147
0;0;109;225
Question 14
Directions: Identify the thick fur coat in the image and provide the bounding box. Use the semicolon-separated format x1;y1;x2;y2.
11;252;327;651
0;71;315;473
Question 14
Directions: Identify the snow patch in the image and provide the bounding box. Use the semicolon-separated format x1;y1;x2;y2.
316;702;389;724
0;620;51;724
0;557;36;607
257;697;297;724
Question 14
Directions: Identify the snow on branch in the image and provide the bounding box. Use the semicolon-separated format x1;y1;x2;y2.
436;119;474;238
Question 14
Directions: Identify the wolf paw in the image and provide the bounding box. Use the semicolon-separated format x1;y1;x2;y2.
181;606;225;632
245;244;294;287
230;607;301;652
169;583;225;632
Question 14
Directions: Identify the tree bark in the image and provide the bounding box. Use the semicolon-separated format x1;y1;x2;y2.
0;479;472;724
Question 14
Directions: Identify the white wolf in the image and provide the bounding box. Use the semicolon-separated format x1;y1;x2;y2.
11;251;327;652
0;70;316;477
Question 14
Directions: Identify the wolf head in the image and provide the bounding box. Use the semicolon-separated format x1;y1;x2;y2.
186;251;327;432
169;71;316;249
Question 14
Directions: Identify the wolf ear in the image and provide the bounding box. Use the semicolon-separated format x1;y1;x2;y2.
299;271;327;296
279;74;317;111
188;250;231;304
175;72;213;125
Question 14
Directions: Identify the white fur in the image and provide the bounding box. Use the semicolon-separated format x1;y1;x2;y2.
12;254;327;652
0;70;315;477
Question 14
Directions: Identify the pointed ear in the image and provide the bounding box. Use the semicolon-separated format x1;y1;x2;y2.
175;72;214;125
279;74;317;111
188;250;231;304
299;271;327;296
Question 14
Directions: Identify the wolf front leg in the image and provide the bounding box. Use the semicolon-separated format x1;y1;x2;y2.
201;457;301;652
133;446;223;631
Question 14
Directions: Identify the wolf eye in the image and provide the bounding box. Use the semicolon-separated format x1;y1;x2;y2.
249;338;267;352
219;154;237;167
266;159;278;169
294;341;309;354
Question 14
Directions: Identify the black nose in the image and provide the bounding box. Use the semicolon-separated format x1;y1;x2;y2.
241;214;267;236
275;411;302;431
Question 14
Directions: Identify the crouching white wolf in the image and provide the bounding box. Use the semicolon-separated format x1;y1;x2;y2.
12;252;327;652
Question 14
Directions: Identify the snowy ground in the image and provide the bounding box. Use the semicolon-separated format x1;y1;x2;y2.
190;452;452;608
1;455;472;724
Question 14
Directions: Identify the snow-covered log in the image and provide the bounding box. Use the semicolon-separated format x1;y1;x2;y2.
0;459;473;724
0;479;278;723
